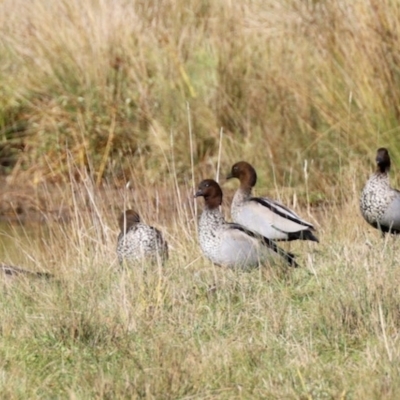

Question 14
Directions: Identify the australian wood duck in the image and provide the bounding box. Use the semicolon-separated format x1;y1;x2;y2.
360;148;400;234
117;209;168;264
195;179;298;269
227;161;318;242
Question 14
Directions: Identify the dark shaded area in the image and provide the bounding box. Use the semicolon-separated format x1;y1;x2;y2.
0;123;28;174
1;263;53;279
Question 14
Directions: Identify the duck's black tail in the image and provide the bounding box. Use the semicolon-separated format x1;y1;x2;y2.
259;237;299;268
287;229;319;243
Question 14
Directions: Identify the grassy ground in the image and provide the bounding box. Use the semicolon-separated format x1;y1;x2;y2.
1;170;400;399
1;0;400;398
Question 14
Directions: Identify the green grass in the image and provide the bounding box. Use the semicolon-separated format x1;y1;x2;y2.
1;174;400;398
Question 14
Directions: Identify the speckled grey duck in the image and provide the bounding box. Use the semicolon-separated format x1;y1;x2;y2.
195;179;298;269
227;161;318;242
117;210;168;264
360;148;400;234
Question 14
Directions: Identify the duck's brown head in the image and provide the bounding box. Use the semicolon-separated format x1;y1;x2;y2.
376;148;391;173
195;179;223;209
226;161;257;189
118;209;140;233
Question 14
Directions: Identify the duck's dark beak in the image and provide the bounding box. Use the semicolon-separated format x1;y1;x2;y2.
226;172;233;180
194;189;203;198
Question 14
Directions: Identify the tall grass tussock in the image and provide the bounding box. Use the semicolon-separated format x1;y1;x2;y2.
1;0;400;398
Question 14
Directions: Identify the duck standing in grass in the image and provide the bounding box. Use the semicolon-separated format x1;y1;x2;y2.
227;161;318;242
360;147;400;235
195;179;298;269
117;209;168;264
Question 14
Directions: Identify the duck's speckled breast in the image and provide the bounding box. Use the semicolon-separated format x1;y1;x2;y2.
360;173;395;225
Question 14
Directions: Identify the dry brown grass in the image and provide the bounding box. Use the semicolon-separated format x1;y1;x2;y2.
1;0;400;398
1;0;400;198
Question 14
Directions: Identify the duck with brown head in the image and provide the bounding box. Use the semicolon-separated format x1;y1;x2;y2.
117;209;169;265
360;148;400;234
227;161;318;242
195;179;298;269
